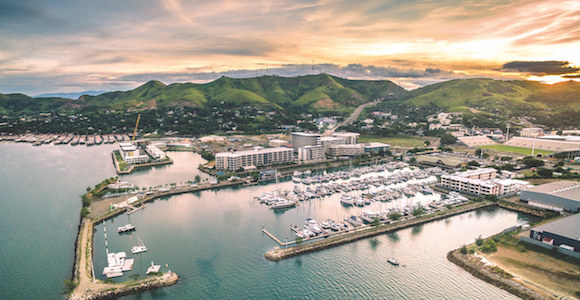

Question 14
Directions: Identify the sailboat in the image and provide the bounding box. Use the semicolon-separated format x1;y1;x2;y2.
131;235;147;254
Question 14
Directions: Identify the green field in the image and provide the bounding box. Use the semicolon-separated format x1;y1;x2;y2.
358;135;427;147
478;145;555;156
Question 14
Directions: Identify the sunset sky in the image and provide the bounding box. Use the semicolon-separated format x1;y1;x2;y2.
1;0;579;95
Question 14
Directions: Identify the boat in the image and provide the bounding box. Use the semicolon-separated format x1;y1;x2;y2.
117;224;136;233
270;199;296;210
388;258;400;265
131;235;147;254
292;177;302;183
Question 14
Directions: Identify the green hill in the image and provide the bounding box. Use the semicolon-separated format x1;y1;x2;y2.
0;93;72;116
402;78;580;113
79;74;405;111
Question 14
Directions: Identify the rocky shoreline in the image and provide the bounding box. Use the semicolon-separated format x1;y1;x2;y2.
447;250;548;300
265;201;494;261
69;272;179;300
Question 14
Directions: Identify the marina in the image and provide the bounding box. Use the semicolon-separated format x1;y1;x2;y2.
0;143;531;300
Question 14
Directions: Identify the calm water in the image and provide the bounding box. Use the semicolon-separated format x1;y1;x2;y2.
0;143;535;299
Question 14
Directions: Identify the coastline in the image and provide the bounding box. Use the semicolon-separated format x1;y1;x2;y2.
447;250;548;300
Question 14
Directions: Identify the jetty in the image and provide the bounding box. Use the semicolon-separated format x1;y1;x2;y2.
264;201;494;261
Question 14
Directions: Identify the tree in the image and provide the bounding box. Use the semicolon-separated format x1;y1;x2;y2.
521;156;544;168
388;211;402;221
195;174;201;183
460;244;468;254
86;186;91;193
62;279;77;295
295;236;303;246
80;207;89;219
536;168;553;177
424;140;431;147
412;204;426;217
81;194;91;208
484;194;499;202
467;160;480;167
475;235;484;246
372;216;381;227
440;134;457;146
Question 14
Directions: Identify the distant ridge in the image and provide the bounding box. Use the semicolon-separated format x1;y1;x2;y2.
33;91;110;99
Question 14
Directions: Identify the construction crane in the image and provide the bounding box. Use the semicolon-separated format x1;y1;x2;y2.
132;114;141;141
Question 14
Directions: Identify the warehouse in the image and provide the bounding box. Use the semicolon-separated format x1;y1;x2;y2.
519;181;580;212
529;213;580;252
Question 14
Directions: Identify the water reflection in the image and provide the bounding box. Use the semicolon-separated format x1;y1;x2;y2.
369;238;380;250
387;232;400;243
411;224;424;235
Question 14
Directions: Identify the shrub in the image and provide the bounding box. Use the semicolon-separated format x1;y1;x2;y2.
460;244;468;254
81;194;91;208
481;239;497;253
80;207;90;219
388;211;402;221
476;235;484;246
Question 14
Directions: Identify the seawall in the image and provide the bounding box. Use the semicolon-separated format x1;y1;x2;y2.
69;272;179;300
265;201;494;261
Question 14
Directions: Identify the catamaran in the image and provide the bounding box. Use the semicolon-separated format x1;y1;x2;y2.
131;235;147;254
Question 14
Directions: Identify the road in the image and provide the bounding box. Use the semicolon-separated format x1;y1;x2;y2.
324;100;378;136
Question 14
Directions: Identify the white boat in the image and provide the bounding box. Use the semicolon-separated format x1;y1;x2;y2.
292;177;302;183
131;235;147;254
118;224;135;233
388;258;400;265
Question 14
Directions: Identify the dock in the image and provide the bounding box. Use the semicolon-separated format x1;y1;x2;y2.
127;204;147;215
146;261;161;274
122;258;134;271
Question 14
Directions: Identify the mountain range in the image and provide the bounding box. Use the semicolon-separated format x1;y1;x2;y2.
1;74;580;117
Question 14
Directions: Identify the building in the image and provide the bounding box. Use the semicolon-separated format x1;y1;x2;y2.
529;213;580;252
439;168;527;196
291;132;321;150
362;142;390;153
415;155;465;169
520;180;580;212
440;175;500;195
328;144;364;157
458;168;498;180
269;139;289;148
320;136;346;153
215;147;294;171
145;144;166;160
119;142;149;164
332;132;360;144
297;145;325;162
520;128;543;138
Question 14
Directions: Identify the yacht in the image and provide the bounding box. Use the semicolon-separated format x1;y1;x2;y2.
131;235;147;254
117;224;136;233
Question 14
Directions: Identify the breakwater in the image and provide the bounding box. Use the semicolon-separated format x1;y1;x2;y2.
91;179;243;224
447;250;548;300
265;201;495;261
69;272;179;300
496;201;556;219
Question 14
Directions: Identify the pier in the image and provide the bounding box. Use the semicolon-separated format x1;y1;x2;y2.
264;201;495;261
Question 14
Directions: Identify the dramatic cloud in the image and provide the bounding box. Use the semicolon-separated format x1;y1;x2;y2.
500;61;580;75
0;0;579;94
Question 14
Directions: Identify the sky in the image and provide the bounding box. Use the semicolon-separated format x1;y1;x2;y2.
1;0;579;95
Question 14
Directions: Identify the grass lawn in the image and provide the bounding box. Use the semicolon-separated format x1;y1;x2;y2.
478;145;554;156
358;135;427;147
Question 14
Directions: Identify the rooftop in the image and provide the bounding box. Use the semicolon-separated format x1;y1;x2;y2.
416;155;464;167
362;142;390;148
523;180;580;203
291;132;321;137
216;147;292;157
533;213;580;241
332;132;360;137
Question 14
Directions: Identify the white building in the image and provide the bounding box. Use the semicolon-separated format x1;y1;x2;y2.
215;147;294;171
521;128;543;138
291;132;321;150
269;139;289;148
119;142;149;164
328;144;364;157
146;144;166;160
297;145;325;162
440;168;528;196
332;132;359;144
320;136;346;153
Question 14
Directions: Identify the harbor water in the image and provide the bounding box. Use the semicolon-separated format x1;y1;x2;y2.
0;143;535;299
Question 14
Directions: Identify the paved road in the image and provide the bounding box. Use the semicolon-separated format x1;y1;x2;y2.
324;101;378;136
